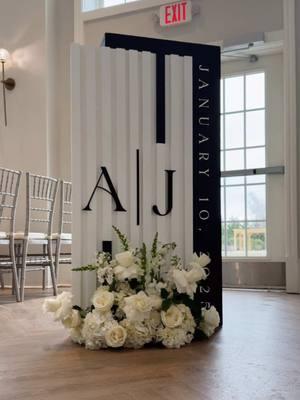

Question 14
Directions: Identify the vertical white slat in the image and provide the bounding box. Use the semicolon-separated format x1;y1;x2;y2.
170;55;185;262
128;50;142;247
115;49;129;246
98;47;113;249
70;44;82;305
141;51;157;247
81;46;97;307
183;56;193;264
156;55;171;244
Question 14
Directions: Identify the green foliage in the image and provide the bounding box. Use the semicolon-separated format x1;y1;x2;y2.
72;264;98;272
161;298;172;311
151;232;159;259
113;225;129;251
160;288;169;299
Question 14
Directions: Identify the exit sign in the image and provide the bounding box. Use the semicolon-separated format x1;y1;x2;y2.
160;1;192;27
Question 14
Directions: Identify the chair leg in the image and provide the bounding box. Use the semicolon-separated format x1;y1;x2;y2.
0;272;4;289
42;244;46;290
47;240;57;296
54;238;61;279
20;240;28;302
10;241;20;302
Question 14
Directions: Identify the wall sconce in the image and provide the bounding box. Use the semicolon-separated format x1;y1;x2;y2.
0;48;16;127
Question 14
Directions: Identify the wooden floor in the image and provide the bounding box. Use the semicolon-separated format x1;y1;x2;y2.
0;289;300;400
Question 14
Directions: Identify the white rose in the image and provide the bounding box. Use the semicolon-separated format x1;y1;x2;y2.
200;306;220;337
161;305;184;328
69;326;84;345
172;269;197;298
114;263;140;281
123;291;153;322
92;288;114;312
115;251;135;267
42;292;73;321
62;309;82;329
105;324;127;348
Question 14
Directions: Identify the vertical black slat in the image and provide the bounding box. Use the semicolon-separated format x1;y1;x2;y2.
102;241;112;255
156;53;166;144
136;149;140;226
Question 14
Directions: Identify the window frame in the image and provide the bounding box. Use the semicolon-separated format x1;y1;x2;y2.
81;0;171;21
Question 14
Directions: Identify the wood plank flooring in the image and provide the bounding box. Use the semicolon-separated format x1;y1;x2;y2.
0;288;300;400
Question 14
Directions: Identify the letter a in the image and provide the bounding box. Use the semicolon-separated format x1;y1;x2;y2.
83;167;126;212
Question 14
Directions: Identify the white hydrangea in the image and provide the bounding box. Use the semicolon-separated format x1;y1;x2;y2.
81;310;113;350
120;319;153;349
157;327;194;349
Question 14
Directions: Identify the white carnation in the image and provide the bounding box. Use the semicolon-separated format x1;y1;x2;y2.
199;306;220;337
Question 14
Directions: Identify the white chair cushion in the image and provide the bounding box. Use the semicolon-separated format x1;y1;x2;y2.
0;231;8;239
14;232;48;240
52;233;72;240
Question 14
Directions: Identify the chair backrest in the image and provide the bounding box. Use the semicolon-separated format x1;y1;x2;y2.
0;168;22;235
58;180;72;235
25;172;58;237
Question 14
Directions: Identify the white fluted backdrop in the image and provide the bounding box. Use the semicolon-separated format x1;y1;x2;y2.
71;44;193;306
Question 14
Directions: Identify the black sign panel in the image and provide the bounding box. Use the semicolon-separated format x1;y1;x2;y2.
103;33;222;323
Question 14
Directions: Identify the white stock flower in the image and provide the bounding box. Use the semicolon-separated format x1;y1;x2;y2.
43;291;73;322
92;287;114;313
123;291;153;322
62;309;82;329
104;322;127;348
161;305;184;328
199;306;220;337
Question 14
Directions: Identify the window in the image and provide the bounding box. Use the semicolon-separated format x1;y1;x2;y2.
221;72;267;258
82;0;138;12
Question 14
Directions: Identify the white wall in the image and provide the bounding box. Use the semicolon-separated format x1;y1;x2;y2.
0;0;74;287
84;0;283;45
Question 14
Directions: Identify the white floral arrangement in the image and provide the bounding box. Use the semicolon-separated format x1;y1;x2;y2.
43;226;220;350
